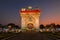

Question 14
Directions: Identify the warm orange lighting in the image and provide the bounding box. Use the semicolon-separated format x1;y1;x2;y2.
20;10;40;13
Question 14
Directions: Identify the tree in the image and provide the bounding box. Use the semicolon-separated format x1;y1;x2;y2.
0;24;2;28
15;25;20;29
40;24;45;29
45;24;51;32
50;23;56;33
0;24;3;32
45;24;51;29
7;23;16;30
56;24;60;28
39;24;45;32
51;23;56;28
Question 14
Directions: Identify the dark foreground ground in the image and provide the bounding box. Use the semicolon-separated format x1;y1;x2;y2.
1;32;60;40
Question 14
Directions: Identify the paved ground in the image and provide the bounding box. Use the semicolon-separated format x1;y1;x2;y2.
3;32;54;40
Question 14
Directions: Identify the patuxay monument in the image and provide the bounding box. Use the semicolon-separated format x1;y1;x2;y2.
20;6;40;32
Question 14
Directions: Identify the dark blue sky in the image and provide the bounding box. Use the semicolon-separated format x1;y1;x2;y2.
0;0;60;26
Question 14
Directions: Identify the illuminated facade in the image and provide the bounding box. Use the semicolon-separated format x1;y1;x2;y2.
20;6;40;31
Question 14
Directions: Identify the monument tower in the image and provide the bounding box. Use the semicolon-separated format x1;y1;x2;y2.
20;6;40;31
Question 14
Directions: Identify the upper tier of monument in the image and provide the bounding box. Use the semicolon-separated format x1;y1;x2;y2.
20;6;40;13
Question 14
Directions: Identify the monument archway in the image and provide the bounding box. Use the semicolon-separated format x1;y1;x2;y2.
20;6;40;31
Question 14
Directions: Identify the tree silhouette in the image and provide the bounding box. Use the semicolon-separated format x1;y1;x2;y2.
40;24;45;29
0;24;3;32
56;24;60;28
50;23;56;32
45;24;51;29
50;23;56;30
7;23;16;30
51;23;56;28
15;25;20;29
0;24;2;28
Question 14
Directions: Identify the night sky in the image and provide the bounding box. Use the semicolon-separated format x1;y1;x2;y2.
0;0;60;26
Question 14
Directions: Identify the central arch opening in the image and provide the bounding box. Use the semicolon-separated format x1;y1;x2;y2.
27;23;34;29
